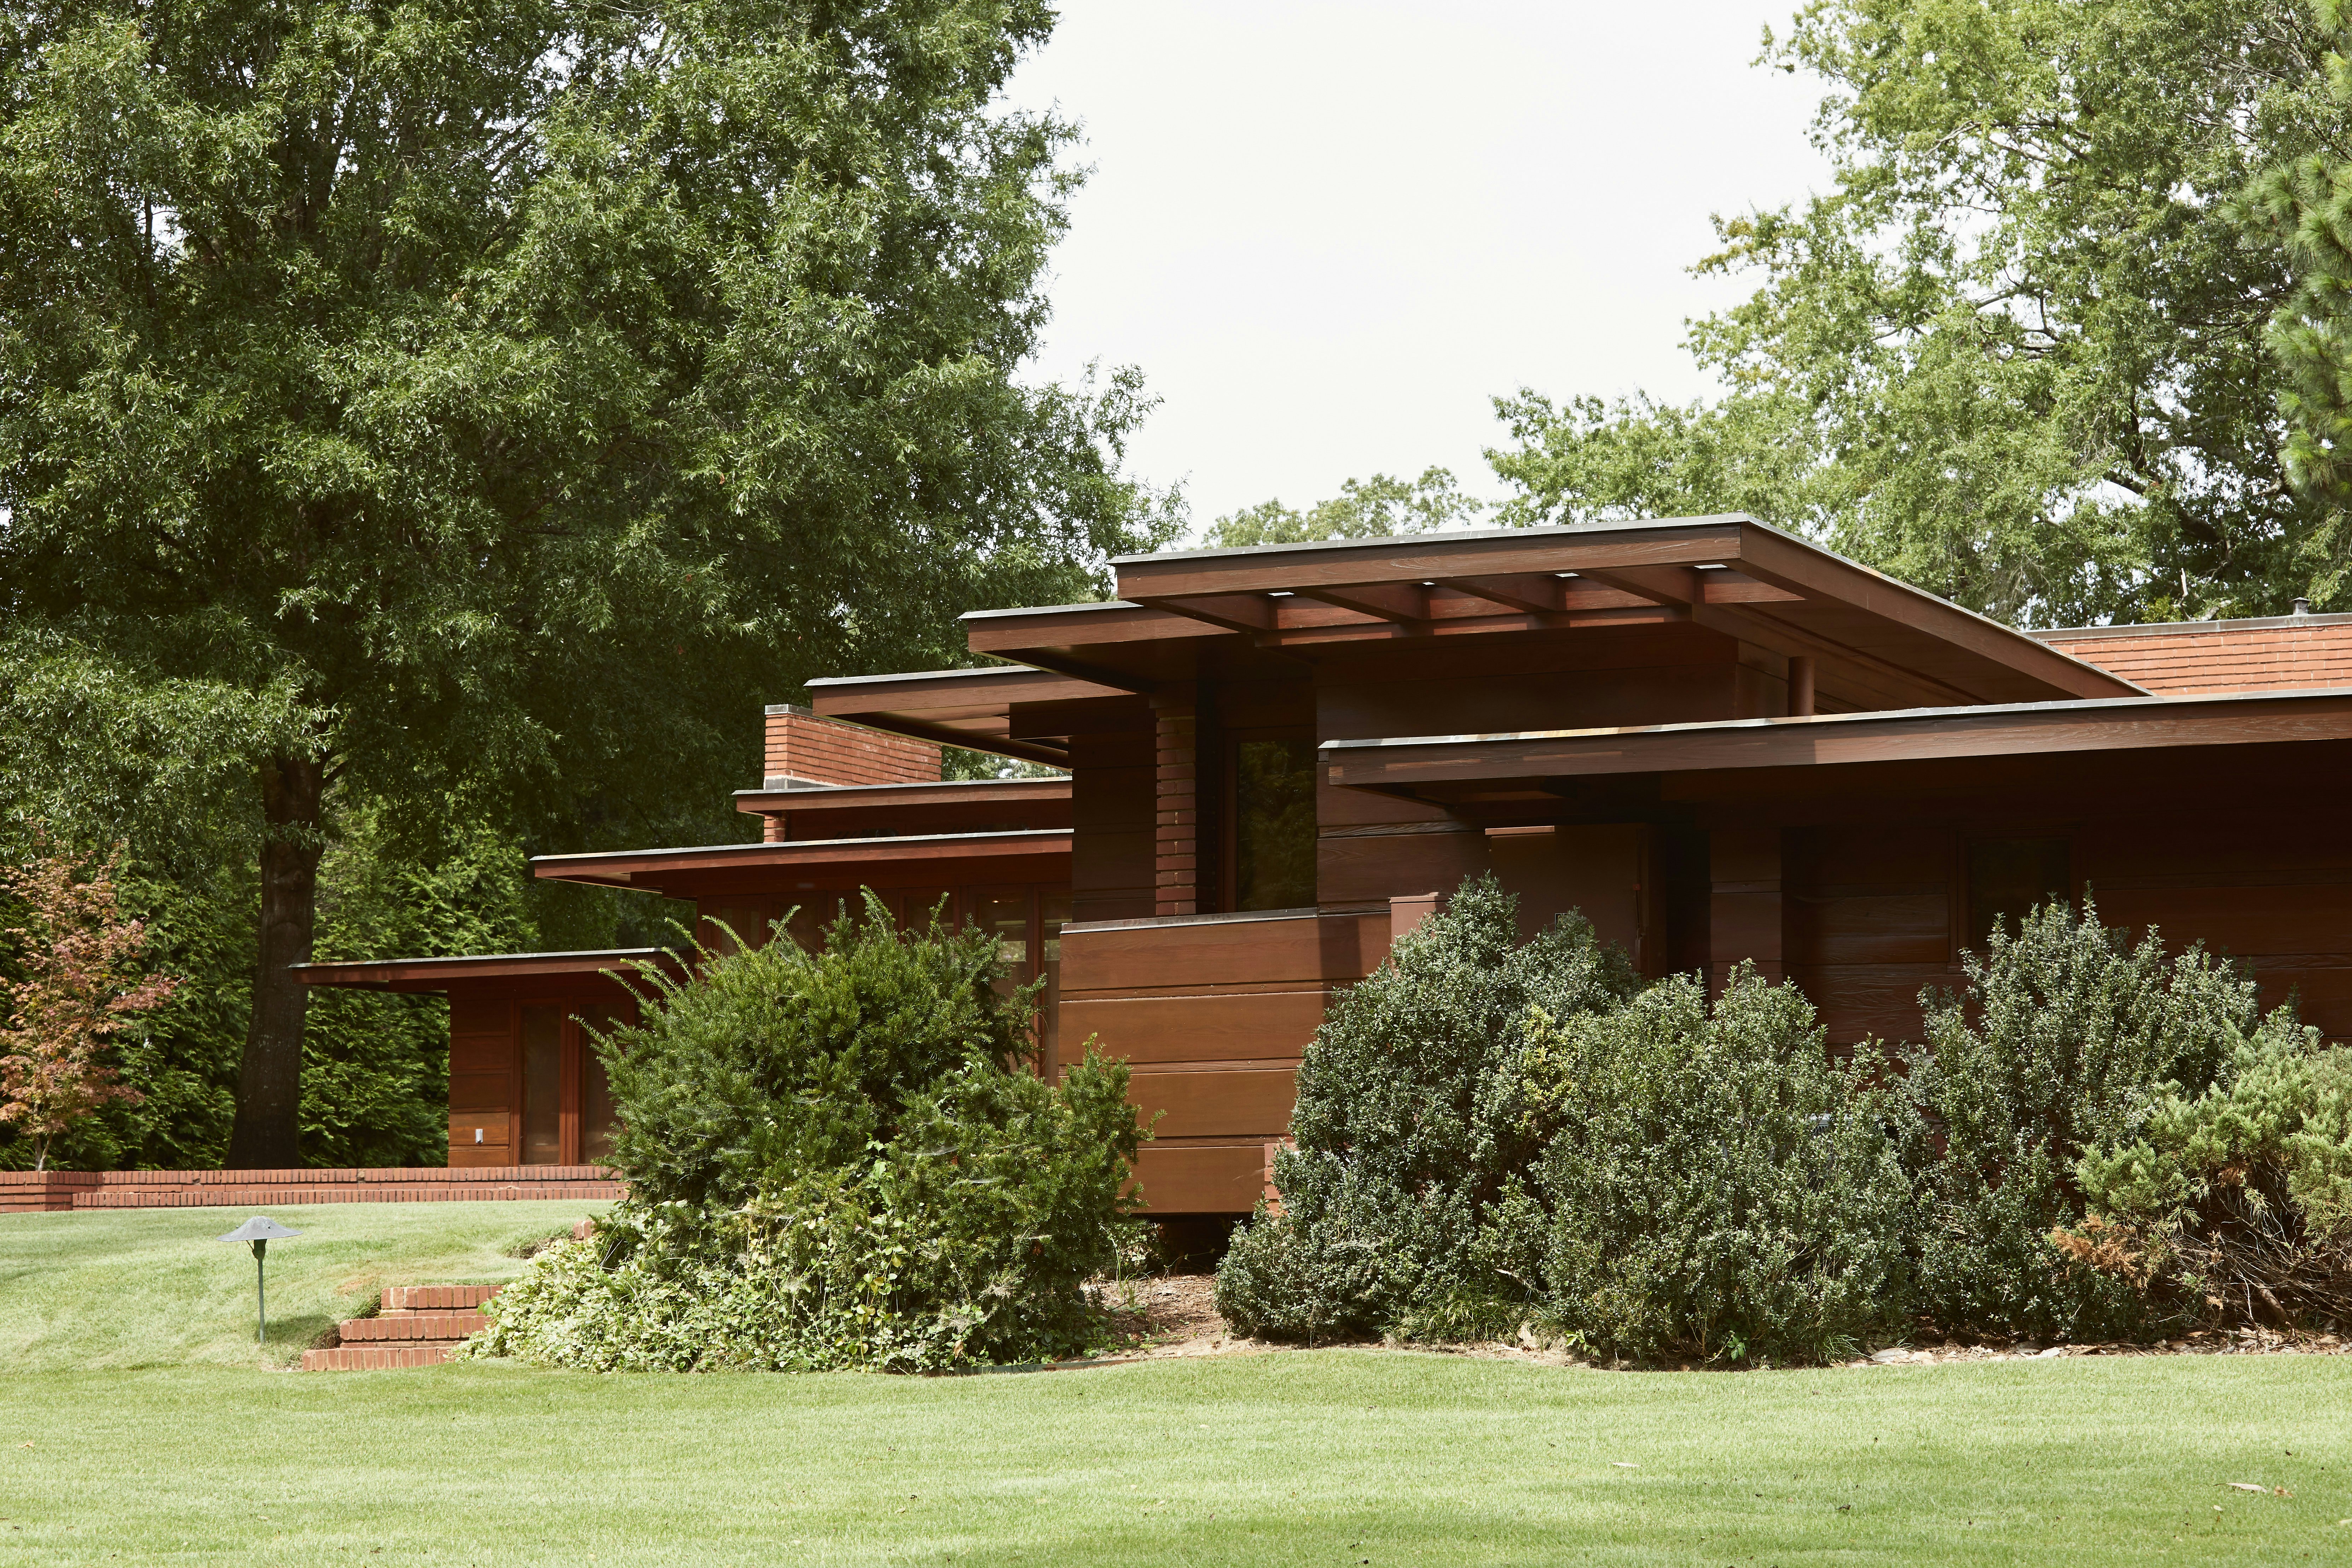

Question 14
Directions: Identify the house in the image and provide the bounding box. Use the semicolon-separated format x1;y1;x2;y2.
298;515;2352;1215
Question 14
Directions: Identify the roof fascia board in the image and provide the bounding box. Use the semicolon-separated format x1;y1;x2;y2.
532;829;1074;885
1116;523;1747;600
731;778;1071;813
1724;523;2142;700
1320;688;2352;789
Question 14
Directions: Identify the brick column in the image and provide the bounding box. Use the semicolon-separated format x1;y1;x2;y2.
1708;826;1783;991
1153;691;1215;916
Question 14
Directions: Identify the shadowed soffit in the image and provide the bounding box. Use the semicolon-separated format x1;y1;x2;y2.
957;516;2145;714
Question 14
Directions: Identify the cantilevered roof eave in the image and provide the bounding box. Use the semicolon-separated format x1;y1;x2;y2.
530;828;1074;888
1320;685;2352;796
291;948;682;993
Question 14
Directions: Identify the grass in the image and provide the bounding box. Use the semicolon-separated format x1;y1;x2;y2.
4;1352;2351;1564
4;1205;2349;1564
0;1201;607;1370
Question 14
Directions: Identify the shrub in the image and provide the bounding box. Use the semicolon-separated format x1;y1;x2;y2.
1908;895;2277;1342
2074;1023;2352;1328
1517;966;1917;1366
470;893;1144;1372
1215;875;1638;1341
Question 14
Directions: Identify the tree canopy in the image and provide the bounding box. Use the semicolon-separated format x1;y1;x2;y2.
1490;0;2352;627
0;0;1173;1163
1203;466;1484;548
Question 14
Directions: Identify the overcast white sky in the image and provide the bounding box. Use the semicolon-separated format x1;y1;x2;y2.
1006;1;1836;535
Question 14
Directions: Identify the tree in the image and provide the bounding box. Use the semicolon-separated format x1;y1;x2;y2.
2243;0;2352;606
1204;467;1483;548
0;0;1174;1163
1;838;176;1171
1491;0;2350;627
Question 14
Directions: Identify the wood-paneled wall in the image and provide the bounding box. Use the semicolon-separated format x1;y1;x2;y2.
1060;909;1389;1213
447;989;515;1168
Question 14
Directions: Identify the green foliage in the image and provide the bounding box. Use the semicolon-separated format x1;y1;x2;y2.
0;0;1176;1155
298;808;539;1168
2075;1027;2352;1323
1490;0;2348;624
1204;468;1483;549
2239;0;2352;608
2082;1034;2352;1241
1908;897;2281;1340
1215;876;1638;1342
1517;968;1917;1367
473;894;1145;1371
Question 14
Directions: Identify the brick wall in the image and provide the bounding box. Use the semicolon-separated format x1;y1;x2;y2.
764;705;942;790
0;1167;620;1210
2039;615;2352;695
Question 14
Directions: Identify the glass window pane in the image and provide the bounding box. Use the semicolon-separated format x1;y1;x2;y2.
520;1005;562;1166
701;903;770;954
1234;737;1318;911
897;889;954;935
1968;838;2071;946
576;1004;622;1167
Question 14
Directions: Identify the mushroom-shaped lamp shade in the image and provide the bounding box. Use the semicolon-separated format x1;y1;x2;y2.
216;1216;301;1345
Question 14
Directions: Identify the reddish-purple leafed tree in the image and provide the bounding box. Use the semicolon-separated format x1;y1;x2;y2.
2;839;177;1171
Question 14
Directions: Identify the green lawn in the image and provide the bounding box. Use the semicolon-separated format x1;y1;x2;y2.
4;1206;2350;1565
0;1201;606;1370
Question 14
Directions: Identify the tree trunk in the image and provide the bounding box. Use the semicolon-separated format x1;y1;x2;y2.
225;756;325;1169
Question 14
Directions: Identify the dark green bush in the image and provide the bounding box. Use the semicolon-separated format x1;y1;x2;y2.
471;893;1144;1371
1215;875;1638;1341
1908;895;2281;1342
1518;966;1917;1366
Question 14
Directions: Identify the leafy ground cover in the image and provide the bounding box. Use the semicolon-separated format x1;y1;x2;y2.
0;1201;605;1370
2;1353;2348;1565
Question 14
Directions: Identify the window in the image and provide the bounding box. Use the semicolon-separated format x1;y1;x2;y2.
1967;837;2072;946
1232;736;1318;911
702;902;771;954
519;1004;564;1166
576;1004;622;1166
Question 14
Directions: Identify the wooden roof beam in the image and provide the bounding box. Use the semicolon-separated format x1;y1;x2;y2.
1293;581;1431;623
1152;592;1281;634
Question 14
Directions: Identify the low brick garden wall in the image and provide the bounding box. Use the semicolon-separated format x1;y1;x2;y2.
0;1166;620;1213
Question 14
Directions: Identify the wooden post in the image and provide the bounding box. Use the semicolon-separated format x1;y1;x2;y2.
1788;656;1816;718
1708;826;1784;990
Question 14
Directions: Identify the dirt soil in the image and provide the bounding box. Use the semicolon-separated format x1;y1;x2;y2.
1082;1276;2352;1370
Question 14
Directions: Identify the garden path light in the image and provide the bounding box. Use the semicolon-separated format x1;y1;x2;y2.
217;1216;300;1345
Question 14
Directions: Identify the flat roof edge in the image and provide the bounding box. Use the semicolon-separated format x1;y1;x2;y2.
1319;685;2352;754
531;828;1073;869
290;948;674;973
1107;515;1764;568
807;664;1074;690
2037;612;2352;638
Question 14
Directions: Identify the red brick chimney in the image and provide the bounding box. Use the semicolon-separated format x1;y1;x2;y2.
763;705;941;791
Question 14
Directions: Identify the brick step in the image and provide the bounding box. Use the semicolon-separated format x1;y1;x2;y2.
303;1345;457;1371
338;1312;487;1342
384;1284;501;1312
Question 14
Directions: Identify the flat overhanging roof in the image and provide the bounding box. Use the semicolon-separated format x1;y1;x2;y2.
963;516;2143;712
532;829;1072;892
731;776;1070;815
803;666;1124;762
1321;687;2352;803
291;948;683;994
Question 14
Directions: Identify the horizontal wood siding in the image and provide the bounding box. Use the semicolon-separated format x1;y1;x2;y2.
446;992;513;1165
1061;910;1389;1211
1131;1144;1274;1214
